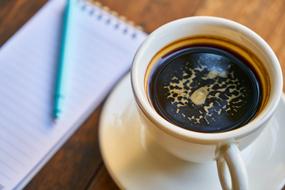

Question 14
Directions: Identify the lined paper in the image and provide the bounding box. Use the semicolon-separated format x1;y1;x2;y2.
0;0;146;189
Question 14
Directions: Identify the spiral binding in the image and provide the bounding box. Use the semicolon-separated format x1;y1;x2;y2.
76;0;144;39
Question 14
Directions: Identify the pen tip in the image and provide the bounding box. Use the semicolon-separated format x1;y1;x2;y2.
53;110;61;122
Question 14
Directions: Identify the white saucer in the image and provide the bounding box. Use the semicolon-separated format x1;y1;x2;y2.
99;74;285;190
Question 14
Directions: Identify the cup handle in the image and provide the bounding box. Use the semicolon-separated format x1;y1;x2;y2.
216;144;248;190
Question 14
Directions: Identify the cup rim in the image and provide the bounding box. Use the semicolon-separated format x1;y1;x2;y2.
131;16;283;143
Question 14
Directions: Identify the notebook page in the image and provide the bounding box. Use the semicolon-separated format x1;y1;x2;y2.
0;0;146;189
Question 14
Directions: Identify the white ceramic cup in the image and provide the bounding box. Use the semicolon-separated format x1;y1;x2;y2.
131;16;283;190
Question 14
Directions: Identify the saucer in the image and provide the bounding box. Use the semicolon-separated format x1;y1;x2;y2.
99;74;285;190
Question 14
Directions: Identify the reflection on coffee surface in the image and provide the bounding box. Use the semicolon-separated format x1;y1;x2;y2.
149;46;261;132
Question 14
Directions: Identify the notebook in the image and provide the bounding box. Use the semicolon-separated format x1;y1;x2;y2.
0;0;146;189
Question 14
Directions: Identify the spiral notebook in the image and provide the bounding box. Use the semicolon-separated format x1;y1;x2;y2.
0;0;146;189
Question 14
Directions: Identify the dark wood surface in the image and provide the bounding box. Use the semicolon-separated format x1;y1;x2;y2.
0;0;285;189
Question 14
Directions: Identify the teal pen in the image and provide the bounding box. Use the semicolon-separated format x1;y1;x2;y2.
53;0;72;119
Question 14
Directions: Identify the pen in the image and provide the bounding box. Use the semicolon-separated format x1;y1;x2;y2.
53;0;72;119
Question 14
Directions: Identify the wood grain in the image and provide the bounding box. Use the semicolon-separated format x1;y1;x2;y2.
0;0;284;189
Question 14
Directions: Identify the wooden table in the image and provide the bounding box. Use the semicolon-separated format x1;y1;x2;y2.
0;0;284;189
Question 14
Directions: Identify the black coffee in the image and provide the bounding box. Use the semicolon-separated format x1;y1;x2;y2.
149;45;262;132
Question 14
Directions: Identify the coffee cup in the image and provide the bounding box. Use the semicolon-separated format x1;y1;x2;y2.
131;16;283;190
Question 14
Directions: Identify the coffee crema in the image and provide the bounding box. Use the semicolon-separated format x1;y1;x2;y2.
146;36;270;133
